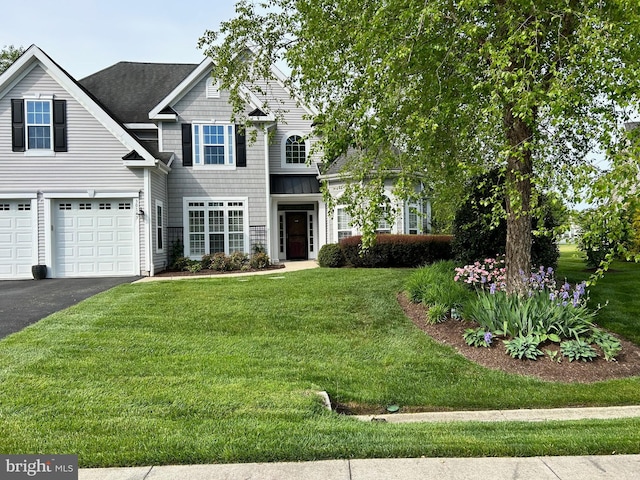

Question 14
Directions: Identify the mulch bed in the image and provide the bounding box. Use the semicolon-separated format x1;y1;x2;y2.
155;264;285;277
398;293;640;383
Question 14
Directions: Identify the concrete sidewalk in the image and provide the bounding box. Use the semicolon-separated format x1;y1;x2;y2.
134;260;318;283
79;455;640;479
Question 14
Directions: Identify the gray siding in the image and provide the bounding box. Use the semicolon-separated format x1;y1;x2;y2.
253;79;321;175
150;169;169;272
0;65;148;274
163;75;268;232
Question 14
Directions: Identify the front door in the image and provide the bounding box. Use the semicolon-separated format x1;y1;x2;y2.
286;212;308;260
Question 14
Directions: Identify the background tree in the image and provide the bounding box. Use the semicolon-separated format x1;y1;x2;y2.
451;169;563;270
200;1;640;292
0;45;24;74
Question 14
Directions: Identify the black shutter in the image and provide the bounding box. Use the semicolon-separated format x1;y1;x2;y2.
235;124;246;167
53;99;67;152
11;99;25;152
182;123;193;166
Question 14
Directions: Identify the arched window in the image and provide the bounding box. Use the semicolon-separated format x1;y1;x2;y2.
285;134;306;164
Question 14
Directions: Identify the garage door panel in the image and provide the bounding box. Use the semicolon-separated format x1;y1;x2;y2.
78;232;95;242
54;199;135;277
78;216;96;227
98;231;114;242
0;200;34;280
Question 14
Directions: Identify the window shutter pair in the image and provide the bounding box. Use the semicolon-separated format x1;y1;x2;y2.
181;123;246;167
11;99;67;152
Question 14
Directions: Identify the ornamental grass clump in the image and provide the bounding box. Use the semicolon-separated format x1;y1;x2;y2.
456;257;621;362
406;261;472;320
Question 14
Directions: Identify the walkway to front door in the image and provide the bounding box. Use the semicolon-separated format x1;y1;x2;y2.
286;212;308;260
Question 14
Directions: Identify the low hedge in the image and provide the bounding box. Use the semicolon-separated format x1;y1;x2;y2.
337;234;454;268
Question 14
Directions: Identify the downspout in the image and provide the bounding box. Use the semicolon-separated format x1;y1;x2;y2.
144;168;153;276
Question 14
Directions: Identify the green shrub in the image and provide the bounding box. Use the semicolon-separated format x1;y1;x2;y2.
210;253;231;271
451;169;562;270
340;234;453;268
200;253;214;270
172;256;191;271
318;243;345;268
185;260;203;273
169;239;184;267
229;252;249;271
250;252;270;269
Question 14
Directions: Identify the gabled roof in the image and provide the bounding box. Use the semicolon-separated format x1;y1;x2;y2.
148;57;276;122
0;45;167;169
79;62;198;124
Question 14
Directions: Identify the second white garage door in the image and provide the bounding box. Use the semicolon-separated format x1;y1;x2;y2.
54;199;136;277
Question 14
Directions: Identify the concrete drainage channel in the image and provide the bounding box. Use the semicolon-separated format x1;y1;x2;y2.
317;391;394;423
316;391;640;424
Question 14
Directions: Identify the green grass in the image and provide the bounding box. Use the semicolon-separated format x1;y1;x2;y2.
0;266;639;466
557;244;640;344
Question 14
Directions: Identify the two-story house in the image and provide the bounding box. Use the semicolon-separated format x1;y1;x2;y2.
0;45;430;279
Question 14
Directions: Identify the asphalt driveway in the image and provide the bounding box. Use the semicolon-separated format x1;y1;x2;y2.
0;277;140;339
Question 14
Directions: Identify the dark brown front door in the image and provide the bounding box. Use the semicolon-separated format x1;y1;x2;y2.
286;212;308;260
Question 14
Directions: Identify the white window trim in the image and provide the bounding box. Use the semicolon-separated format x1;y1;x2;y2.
183;197;249;258
156;200;165;254
335;206;356;241
280;130;310;168
192;122;236;170
24;96;54;155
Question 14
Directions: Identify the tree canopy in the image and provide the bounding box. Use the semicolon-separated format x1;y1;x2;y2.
200;0;640;292
0;45;24;74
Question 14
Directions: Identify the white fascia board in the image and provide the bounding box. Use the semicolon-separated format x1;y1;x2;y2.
124;123;157;130
42;190;140;199
154;113;178;121
0;45;159;165
149;57;274;122
149;58;214;120
0;192;38;199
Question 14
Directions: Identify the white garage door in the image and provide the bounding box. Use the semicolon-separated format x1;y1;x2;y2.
54;199;136;277
0;201;35;280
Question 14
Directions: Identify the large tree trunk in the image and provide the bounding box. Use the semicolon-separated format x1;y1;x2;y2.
503;107;533;295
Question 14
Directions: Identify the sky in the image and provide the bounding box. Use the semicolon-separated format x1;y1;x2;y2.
3;0;238;79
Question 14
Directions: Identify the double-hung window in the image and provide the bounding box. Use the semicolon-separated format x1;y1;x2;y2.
26;100;52;150
11;97;67;153
185;199;247;257
193;124;235;167
336;207;355;241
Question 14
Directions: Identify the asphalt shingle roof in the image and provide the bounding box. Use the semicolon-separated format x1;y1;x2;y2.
79;62;198;124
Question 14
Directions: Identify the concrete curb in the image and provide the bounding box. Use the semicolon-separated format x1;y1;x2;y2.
354;405;640;423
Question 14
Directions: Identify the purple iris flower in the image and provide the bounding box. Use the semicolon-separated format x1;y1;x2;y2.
484;332;493;345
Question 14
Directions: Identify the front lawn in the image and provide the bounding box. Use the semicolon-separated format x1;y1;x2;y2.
0;263;639;466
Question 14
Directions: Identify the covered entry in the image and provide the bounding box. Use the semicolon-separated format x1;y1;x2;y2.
277;204;317;261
